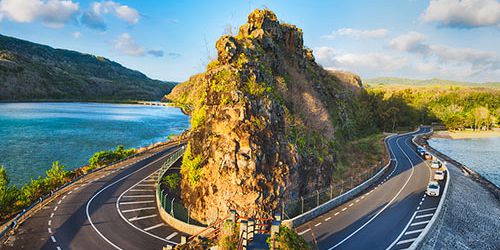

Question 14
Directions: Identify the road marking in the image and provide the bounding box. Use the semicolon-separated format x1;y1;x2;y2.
57;200;62;205
120;200;155;205
397;237;418;245
419;201;423;205
121;207;157;213
136;184;154;187
421;197;425;201
50;213;54;218
62;195;67;200
144;223;164;231
86;150;181;249
68;191;72;194
325;217;331;221
315;222;322;227
348;203;354;207
329;136;414;250
56;246;62;250
298;228;311;235
334;212;340;216
54;206;58;211
355;199;360;203
123;195;155;198
417;206;420;210
410;220;431;226
51;236;56;243
166;232;178;240
415;213;434;219
48;220;51;226
128;189;151;192
129;214;157;222
48;228;52;234
341;207;347;211
417;207;437;213
404;228;424;235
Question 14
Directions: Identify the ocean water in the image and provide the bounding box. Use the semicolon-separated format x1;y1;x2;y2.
428;137;500;188
0;102;189;186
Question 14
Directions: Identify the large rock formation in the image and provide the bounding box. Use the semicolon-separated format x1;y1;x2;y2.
166;9;369;222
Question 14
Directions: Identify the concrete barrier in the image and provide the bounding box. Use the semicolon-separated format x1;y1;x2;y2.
155;192;208;235
282;134;397;228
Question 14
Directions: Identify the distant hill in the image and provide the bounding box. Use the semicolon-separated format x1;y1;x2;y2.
365;77;500;88
0;34;176;101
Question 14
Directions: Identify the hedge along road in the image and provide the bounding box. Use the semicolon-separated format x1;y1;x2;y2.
296;127;446;250
1;143;186;250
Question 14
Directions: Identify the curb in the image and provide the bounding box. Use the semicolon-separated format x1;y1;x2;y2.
408;129;451;250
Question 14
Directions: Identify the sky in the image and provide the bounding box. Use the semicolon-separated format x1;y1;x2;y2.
0;0;499;83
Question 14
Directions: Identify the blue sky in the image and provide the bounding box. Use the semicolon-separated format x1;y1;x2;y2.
0;0;499;83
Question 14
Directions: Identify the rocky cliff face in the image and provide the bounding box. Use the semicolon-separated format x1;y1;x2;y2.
167;9;368;222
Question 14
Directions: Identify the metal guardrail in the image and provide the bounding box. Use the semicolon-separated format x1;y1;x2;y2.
0;140;182;239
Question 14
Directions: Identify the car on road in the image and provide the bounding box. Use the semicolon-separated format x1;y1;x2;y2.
416;146;426;156
434;170;445;181
426;181;440;196
425;152;433;160
431;160;442;169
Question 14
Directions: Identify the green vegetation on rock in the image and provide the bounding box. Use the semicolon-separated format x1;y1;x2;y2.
267;226;311;250
88;145;135;171
0;34;176;101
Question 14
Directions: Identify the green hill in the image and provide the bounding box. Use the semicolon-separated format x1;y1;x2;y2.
365;77;500;88
0;34;175;101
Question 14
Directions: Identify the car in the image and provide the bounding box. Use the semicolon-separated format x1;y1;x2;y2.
424;153;433;160
431;160;442;169
434;170;445;181
416;147;426;156
426;181;440;196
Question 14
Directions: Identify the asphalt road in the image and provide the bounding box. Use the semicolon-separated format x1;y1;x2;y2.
296;127;447;250
1;144;186;250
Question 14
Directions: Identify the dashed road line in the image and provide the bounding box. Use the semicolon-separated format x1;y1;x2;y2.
325;217;332;221
315;222;322;227
166;232;178;240
57;200;62;205
48;228;52;234
144;223;164;231
349;203;354;207
298;228;311;235
56;246;62;250
51;236;56;243
334;212;340;216
54;206;58;211
129;214;157;222
48;220;51;226
50;213;54;218
341;207;347;212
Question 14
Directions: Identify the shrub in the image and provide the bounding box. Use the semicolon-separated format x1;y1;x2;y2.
180;144;205;187
162;173;181;191
267;226;311;250
88;145;135;168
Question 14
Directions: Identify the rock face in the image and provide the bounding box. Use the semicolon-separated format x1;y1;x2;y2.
0;34;175;101
167;9;367;222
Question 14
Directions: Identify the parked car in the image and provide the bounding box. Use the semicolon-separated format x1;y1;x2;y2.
416;147;426;156
425;153;433;160
426;181;440;196
431;160;442;169
434;170;445;181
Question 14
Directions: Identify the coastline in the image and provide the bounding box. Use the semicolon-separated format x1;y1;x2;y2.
432;129;500;139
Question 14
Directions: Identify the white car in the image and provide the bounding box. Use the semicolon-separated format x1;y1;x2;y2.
426;181;440;196
431;160;441;169
434;170;445;181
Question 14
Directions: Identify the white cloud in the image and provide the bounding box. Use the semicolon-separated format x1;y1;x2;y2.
92;1;139;24
315;47;407;72
422;0;500;28
0;0;79;28
324;28;389;39
389;32;430;54
114;33;145;56
72;31;81;38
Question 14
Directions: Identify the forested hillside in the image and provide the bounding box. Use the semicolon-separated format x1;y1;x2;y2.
0;34;175;101
363;85;500;131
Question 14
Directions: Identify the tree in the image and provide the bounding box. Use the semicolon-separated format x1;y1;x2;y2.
0;166;17;215
45;161;67;190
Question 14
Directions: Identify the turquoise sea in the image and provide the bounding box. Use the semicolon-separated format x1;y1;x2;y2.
0;102;189;186
428;137;500;188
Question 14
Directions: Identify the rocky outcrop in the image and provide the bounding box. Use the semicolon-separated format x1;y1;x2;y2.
166;9;368;223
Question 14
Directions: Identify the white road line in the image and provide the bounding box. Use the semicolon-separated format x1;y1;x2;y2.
62;195;67;200
48;220;51;226
128;189;151;192
334;212;340;216
355;199;360;203
54;206;58;211
129;214;157;222
48;228;52;234
410;220;431;226
68;191;72;194
329;136;413;250
120;200;155;205
51;236;56;243
57;200;62;205
417;207;437;213
136;184;154;187
415;213;434;219
325;217;331;221
404;228;424;235
397;237;418;245
421;197;425;201
50;213;54;218
349;203;354;207
123;195;155;198
341;207;347;211
86;150;180;249
144;223;164;231
56;246;62;250
419;201;423;205
166;232;178;240
298;228;311;235
121;207;157;213
315;222;322;227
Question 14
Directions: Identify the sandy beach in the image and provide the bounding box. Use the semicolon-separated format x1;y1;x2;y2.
432;129;500;139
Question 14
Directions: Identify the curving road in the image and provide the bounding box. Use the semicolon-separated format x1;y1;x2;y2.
296;127;447;249
1;144;186;250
